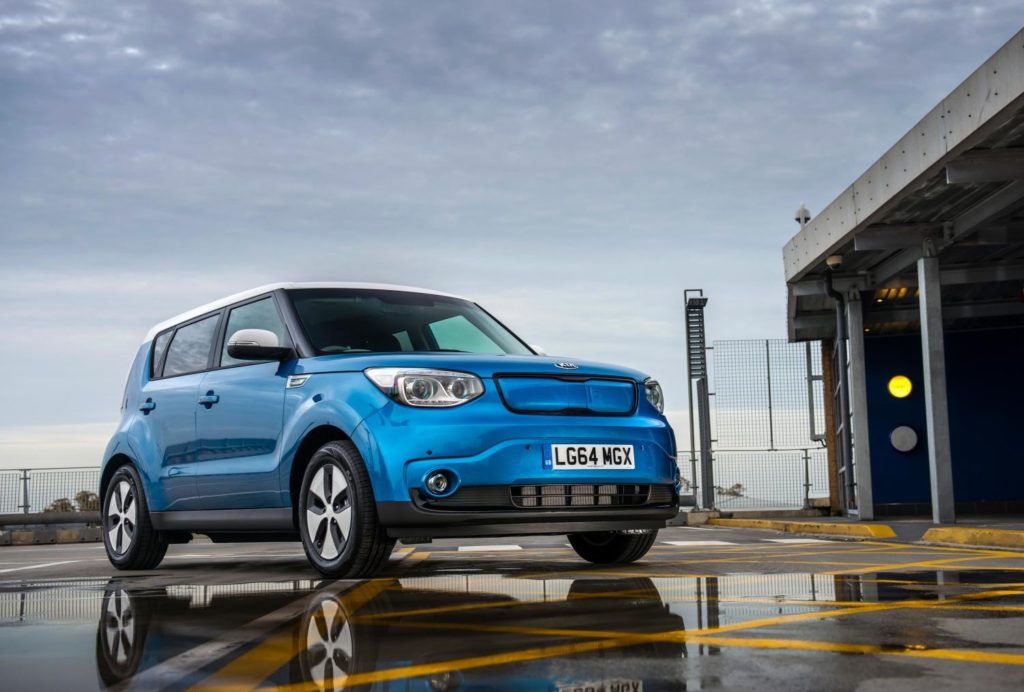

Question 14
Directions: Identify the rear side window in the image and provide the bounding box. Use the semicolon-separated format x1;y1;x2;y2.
151;331;172;378
221;297;289;367
163;314;220;377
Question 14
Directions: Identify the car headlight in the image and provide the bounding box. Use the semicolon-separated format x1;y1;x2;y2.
644;378;665;413
364;368;484;407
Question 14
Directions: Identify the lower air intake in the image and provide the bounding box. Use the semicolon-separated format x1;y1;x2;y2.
512;484;652;508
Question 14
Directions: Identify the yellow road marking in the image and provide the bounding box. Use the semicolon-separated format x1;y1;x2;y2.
267;633;655;692
690;635;1024;666
360;586;657;620
708;517;897;538
190;580;393;692
825;554;1016;575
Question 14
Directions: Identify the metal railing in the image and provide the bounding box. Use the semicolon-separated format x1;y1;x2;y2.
0;467;101;515
678;448;828;511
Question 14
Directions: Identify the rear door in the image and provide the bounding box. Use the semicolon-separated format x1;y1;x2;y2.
194;294;291;509
140;312;222;510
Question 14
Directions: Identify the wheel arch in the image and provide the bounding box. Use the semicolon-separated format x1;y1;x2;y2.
100;453;136;500
288;424;353;525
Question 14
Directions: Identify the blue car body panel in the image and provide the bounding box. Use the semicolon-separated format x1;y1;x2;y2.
101;288;678;537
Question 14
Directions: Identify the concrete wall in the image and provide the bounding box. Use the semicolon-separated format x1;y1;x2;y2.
864;326;1024;511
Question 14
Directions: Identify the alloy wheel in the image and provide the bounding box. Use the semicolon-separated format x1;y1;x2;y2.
107;481;136;555
303;597;353;691
305;464;353;560
103;589;135;665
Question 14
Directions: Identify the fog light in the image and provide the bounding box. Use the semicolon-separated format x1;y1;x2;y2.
426;472;449;495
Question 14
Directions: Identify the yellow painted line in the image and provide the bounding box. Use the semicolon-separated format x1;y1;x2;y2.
824;554;1013;575
267;633;655;692
190;579;393;692
689;635;1024;666
923;527;1024;551
360;586;657;621
709;517;896;539
269;583;1024;691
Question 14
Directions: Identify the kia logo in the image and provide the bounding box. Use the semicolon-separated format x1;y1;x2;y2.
554;362;579;370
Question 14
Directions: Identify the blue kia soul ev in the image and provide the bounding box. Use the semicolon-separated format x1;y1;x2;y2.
101;283;680;576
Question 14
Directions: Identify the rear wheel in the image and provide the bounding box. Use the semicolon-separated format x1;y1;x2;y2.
102;465;167;570
568;529;658;564
298;441;395;578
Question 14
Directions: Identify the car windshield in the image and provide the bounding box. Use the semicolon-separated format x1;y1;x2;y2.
287;288;534;356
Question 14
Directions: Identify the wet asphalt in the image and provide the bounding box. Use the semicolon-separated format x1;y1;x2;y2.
1;526;1023;691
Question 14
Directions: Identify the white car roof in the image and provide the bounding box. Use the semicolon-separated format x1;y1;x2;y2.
143;282;467;342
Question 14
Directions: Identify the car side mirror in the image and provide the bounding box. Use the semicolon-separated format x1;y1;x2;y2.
227;329;292;361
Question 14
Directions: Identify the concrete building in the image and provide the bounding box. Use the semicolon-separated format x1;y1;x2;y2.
783;28;1024;523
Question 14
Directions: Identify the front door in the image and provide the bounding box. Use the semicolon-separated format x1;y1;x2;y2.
194;296;290;509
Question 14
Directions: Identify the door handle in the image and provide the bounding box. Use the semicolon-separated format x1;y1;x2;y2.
139;398;156;414
198;391;220;408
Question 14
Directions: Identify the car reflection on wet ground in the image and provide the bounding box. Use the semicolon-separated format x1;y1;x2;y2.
1;529;1023;690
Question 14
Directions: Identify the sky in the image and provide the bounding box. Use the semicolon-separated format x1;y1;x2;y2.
2;1;1023;468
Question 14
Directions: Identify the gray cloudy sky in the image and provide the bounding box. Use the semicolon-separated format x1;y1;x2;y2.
2;1;1022;467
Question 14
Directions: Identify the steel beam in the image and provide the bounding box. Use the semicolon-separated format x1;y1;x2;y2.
870;181;1024;285
846;295;874;520
792;260;1024;298
946;149;1024;184
918;246;955;524
853;224;942;251
795;299;1024;330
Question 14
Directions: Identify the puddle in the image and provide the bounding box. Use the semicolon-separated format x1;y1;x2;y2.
0;570;1022;690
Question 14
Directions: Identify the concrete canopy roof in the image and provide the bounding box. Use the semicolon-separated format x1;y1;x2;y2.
784;28;1024;342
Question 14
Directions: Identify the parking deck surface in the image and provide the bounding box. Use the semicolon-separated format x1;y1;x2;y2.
1;526;1023;690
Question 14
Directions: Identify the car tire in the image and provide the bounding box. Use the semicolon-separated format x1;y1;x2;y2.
95;583;150;686
102;465;168;570
567;529;659;564
298;441;395;578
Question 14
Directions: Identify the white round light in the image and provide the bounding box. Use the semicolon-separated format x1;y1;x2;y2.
890;425;918;453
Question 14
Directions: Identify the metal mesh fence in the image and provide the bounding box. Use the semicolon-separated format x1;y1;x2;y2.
0;471;22;514
681;338;831;511
713;340;825;450
0;468;101;514
678;449;828;510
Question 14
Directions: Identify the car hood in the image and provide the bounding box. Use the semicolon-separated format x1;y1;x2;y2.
295;353;649;382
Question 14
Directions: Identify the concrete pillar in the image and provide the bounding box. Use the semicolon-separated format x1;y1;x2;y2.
918;243;956;524
846;295;875;520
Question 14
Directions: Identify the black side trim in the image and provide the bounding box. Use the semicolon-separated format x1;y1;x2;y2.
150;508;294;532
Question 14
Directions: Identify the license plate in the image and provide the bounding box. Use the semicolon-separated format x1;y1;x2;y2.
557;682;643;692
542;444;635;470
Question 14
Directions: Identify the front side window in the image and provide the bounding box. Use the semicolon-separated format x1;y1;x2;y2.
287;289;532;356
163;314;220;377
221;297;289;366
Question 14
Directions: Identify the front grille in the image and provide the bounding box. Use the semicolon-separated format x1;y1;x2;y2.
512;484;651;508
494;374;637;416
417;484;676;511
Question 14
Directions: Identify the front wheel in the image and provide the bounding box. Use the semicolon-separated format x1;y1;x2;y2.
298;441;395;578
568;529;658;564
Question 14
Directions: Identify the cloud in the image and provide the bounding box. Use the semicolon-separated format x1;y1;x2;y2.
2;0;1023;462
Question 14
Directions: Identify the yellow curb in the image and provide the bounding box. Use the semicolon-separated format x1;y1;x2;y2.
708;518;897;539
922;527;1024;550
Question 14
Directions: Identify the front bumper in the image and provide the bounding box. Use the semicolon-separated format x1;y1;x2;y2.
377;501;677;539
356;386;679;504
